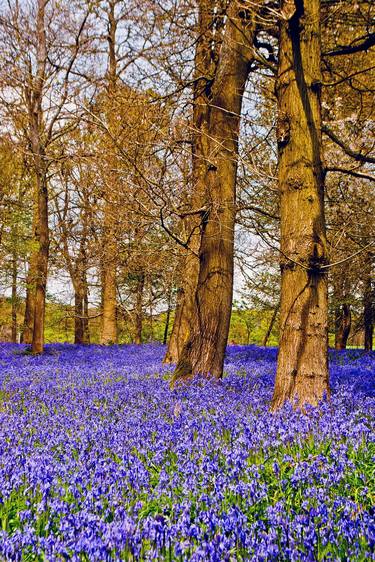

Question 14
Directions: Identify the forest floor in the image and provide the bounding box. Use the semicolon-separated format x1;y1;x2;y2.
0;343;373;561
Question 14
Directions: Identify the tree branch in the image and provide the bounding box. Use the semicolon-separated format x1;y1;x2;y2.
323;32;375;57
326;166;375;182
322;125;375;164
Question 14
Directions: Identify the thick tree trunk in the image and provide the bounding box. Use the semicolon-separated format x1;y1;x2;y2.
173;2;258;382
272;0;330;409
134;272;145;344
163;247;200;362
363;251;373;351
335;303;351;350
164;2;219;363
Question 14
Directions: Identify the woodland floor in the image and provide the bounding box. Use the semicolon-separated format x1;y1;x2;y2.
0;343;374;561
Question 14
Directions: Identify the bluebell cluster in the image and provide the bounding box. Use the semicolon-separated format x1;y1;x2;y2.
0;343;373;561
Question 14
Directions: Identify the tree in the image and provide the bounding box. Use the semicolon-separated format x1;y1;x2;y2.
363;250;374;351
0;0;91;352
172;0;261;382
0;136;32;342
272;0;330;409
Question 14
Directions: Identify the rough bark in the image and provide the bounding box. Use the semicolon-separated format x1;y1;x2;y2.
173;1;259;382
363;251;373;351
272;0;330;408
163;245;200;362
164;2;221;363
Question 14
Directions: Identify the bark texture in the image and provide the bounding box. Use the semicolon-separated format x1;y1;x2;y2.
272;0;330;408
173;1;259;382
164;1;220;364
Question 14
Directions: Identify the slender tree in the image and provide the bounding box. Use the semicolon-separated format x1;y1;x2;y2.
100;0;119;344
363;251;374;351
0;0;91;352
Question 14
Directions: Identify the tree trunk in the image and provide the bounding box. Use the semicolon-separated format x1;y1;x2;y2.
32;170;49;354
164;2;219;363
363;251;373;351
100;255;117;344
134;272;145;344
11;250;17;343
74;285;84;344
22;276;35;344
74;286;90;344
163;248;200;362
164;287;184;362
74;235;90;345
163;289;172;346
272;0;330;409
334;303;351;350
83;280;90;344
25;0;49;355
262;302;280;347
173;2;258;382
21;206;38;344
100;0;119;345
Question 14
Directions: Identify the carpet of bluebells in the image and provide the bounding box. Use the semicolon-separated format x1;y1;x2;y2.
0;343;374;561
